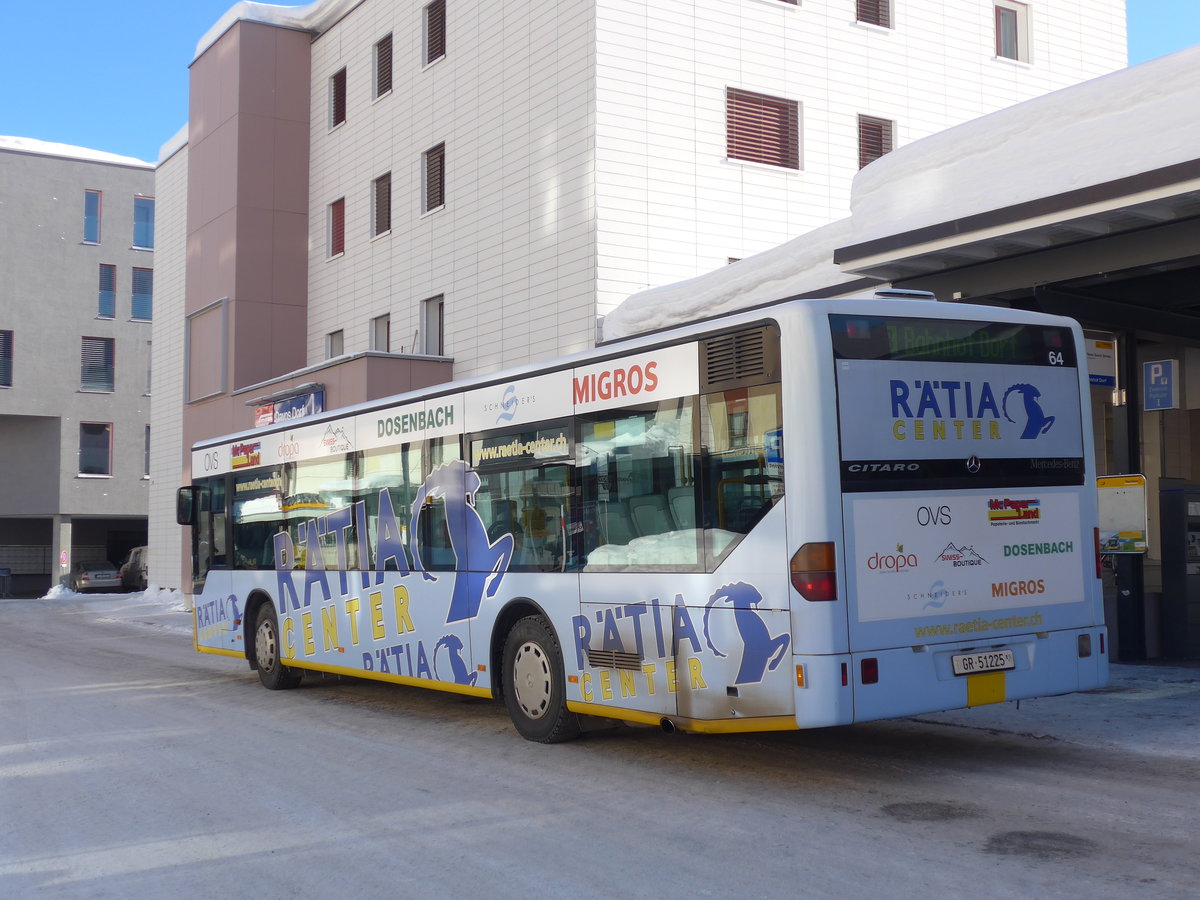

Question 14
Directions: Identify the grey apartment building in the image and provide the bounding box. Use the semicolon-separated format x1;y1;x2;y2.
0;138;154;595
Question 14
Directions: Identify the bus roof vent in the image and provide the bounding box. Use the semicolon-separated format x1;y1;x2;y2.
873;289;936;301
701;324;781;392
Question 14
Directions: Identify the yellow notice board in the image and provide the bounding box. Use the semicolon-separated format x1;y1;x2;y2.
1097;474;1148;553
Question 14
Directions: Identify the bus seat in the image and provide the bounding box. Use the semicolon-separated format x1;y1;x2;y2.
600;501;636;546
667;486;696;530
629;493;672;537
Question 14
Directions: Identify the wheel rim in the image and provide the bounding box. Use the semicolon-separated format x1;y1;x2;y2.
256;619;279;672
512;640;552;720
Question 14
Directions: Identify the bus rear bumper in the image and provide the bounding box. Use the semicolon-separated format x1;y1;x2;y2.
847;626;1108;724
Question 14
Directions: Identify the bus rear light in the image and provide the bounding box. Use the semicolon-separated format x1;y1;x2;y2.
861;657;879;685
841;663;849;687
790;542;837;601
1077;634;1092;658
795;665;806;688
1094;527;1102;578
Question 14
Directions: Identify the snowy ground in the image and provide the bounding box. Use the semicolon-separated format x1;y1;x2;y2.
30;589;1200;765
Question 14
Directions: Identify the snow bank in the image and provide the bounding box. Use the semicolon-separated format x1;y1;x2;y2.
602;218;866;341
40;584;192;635
847;43;1200;247
0;135;152;168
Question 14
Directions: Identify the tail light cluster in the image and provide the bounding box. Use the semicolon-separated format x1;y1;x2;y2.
790;541;837;602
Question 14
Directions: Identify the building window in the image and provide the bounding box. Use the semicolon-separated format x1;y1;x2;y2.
328;198;346;257
374;33;393;98
79;423;112;476
372;173;392;236
995;2;1029;61
856;0;891;28
0;330;12;387
133;196;155;249
84;189;102;243
144;425;151;477
857;115;894;168
326;330;344;359
98;264;116;318
330;67;348;128
726;89;800;170
423;143;445;213
424;0;446;66
81;337;115;391
420;295;444;355
146;340;152;394
131;267;153;320
371;314;391;352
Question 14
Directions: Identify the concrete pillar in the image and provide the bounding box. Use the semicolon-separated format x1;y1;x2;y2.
51;515;72;588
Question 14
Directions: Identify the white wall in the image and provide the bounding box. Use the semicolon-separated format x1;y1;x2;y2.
148;143;188;591
305;0;599;380
591;0;1127;318
246;0;1125;379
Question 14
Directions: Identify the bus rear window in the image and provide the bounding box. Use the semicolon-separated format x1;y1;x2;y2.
830;314;1084;492
831;315;1076;368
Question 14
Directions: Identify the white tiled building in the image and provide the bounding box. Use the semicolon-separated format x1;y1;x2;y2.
150;0;1126;590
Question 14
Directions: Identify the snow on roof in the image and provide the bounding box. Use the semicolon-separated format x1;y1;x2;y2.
601;218;867;341
847;43;1200;248
158;124;189;165
194;0;362;62
0;135;152;169
605;44;1200;341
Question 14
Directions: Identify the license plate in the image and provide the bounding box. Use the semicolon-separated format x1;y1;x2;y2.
952;649;1015;676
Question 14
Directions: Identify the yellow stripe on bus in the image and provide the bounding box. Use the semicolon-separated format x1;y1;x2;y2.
196;645;246;660
568;701;798;735
280;657;493;699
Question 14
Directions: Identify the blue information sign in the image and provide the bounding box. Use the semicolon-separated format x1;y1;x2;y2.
1143;360;1178;411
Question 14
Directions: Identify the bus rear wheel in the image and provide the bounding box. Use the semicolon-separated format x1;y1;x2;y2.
502;615;580;743
254;603;302;690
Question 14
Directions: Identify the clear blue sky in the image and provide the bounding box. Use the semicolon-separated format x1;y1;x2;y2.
1;0;1197;163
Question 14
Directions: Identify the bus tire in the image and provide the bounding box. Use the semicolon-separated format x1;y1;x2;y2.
254;602;302;690
502;615;581;743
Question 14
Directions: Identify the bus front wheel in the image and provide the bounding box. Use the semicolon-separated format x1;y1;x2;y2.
502;615;580;743
254;603;302;690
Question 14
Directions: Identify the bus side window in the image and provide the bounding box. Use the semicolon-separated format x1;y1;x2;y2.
578;399;700;570
699;385;784;548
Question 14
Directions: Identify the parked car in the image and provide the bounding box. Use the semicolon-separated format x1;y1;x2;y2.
120;546;149;591
69;560;122;593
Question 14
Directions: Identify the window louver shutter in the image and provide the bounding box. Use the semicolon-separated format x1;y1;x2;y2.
726;89;800;170
856;0;891;28
426;0;446;64
330;199;345;256
331;68;347;126
376;34;393;97
132;267;153;320
98;264;116;317
81;337;114;391
857;115;894;169
425;144;445;211
0;330;12;387
374;174;392;235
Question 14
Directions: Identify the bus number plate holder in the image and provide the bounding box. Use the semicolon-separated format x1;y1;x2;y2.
952;649;1015;676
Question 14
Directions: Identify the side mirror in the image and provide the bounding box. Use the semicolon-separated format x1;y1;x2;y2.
177;486;198;525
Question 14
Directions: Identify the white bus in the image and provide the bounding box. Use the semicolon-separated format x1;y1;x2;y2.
179;291;1107;742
